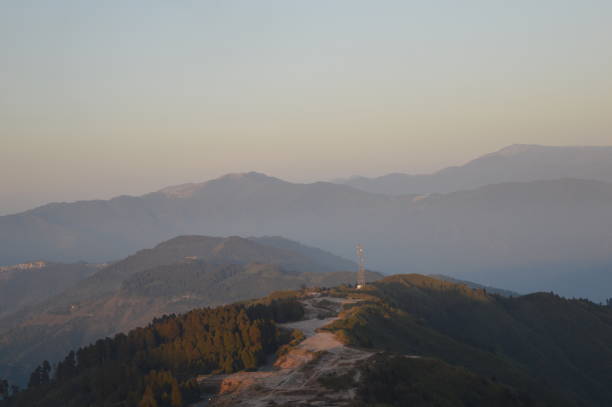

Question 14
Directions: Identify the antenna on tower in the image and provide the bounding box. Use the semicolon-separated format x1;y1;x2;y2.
356;244;366;289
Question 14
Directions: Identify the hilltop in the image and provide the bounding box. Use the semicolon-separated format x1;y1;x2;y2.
6;274;612;406
324;274;612;406
0;235;376;386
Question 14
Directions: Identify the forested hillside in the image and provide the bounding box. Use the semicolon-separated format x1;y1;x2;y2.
355;353;554;407
1;296;304;407
326;275;612;406
4;275;612;406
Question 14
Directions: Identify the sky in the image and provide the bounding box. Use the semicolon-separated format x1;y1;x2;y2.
1;0;612;215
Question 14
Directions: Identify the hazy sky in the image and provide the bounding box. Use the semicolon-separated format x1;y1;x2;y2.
1;1;612;215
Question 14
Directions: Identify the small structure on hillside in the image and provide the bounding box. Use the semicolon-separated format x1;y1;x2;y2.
356;244;366;289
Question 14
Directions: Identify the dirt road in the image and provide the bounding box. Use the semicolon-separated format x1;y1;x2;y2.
209;295;372;407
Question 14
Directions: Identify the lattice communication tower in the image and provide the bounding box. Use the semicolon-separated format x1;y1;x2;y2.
356;244;366;289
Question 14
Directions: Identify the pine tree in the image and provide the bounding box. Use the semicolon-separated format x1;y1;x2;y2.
12;299;305;406
56;351;77;381
138;386;158;407
27;366;41;388
170;381;183;407
41;360;51;384
0;379;8;400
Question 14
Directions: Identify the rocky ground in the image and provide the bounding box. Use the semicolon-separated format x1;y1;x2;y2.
201;295;373;407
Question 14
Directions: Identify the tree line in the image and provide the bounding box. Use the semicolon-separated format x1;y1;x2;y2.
1;297;304;407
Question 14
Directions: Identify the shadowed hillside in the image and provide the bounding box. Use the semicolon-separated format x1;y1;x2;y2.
0;262;100;318
326;274;612;406
6;275;612;406
2;296;306;407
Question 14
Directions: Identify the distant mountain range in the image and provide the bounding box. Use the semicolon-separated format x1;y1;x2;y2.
0;235;377;385
2;145;612;302
336;144;612;194
0;172;385;266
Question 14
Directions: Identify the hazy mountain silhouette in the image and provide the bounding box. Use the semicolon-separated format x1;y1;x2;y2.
337;144;612;194
0;235;375;384
0;172;388;266
2;171;612;300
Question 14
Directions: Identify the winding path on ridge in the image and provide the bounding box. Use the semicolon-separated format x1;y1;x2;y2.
206;295;374;407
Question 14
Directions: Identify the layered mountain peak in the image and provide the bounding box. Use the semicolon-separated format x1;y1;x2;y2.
485;144;612;158
338;144;612;195
156;172;286;198
114;235;355;279
156;182;204;198
207;171;287;188
488;144;544;157
217;171;278;181
153;235;225;250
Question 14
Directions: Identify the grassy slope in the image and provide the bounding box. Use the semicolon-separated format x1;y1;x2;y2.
326;274;612;406
356;353;550;407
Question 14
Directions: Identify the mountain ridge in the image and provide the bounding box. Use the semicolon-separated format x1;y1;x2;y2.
3;175;612;301
7;274;612;406
337;144;612;195
0;235;375;385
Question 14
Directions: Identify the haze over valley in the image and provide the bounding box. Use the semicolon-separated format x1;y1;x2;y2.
2;145;612;301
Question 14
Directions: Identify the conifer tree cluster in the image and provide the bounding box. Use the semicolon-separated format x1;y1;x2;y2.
0;378;19;406
7;297;303;407
28;361;51;388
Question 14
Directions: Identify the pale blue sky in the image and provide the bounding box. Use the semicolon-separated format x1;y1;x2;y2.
1;1;612;214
